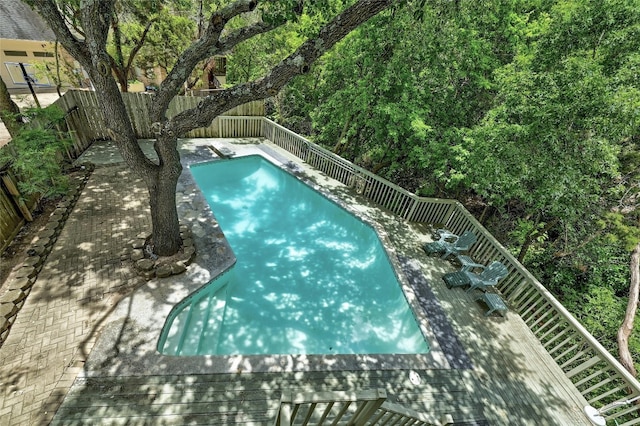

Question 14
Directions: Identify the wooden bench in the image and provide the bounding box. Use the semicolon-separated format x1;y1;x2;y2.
476;293;508;317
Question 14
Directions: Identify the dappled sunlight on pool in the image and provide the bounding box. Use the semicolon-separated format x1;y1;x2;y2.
159;155;429;356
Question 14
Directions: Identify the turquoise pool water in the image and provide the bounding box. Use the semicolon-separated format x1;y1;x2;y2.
159;155;429;355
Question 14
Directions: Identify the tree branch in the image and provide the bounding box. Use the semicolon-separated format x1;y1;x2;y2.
79;0;113;57
112;14;125;70
618;242;640;377
126;18;158;71
217;21;276;52
171;0;393;135
151;0;260;120
27;0;90;65
0;75;23;138
107;54;127;90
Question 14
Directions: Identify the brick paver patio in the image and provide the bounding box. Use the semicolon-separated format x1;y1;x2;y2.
0;165;150;425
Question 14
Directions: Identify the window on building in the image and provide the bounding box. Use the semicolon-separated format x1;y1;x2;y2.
212;56;226;76
33;52;54;58
3;50;28;57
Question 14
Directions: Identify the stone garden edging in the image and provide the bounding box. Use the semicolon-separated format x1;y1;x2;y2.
0;164;94;346
0;162;199;347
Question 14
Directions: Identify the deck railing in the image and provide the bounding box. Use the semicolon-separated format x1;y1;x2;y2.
273;389;450;426
261;117;640;425
38;91;640;424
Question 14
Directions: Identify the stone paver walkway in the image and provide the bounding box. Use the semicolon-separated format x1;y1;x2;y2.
0;165;150;425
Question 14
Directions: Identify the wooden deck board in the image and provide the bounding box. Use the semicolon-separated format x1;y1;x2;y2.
54;356;589;424
54;256;591;425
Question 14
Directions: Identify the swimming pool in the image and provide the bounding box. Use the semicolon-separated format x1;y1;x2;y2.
159;155;429;356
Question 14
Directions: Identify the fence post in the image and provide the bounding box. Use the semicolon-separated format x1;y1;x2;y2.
0;171;32;221
351;388;387;426
274;391;293;426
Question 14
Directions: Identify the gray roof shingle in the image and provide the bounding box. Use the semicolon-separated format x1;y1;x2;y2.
0;0;56;41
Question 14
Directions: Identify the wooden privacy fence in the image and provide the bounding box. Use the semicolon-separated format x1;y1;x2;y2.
0;91;264;251
273;389;451;426
261;117;640;425
53;90;264;140
0;170;26;250
0;97;93;251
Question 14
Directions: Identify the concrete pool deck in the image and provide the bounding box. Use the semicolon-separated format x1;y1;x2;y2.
0;138;592;424
77;138;451;377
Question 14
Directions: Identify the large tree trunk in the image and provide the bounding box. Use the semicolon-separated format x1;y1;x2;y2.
94;80;183;255
85;54;183;256
147;133;183;256
618;242;640;377
0;75;23;138
148;169;182;255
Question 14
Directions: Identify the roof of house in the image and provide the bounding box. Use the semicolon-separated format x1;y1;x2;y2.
0;0;55;41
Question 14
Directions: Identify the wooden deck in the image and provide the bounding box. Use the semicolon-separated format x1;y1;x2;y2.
51;141;591;425
52;358;588;424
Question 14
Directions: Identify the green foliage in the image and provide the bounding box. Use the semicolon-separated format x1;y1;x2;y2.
526;237;639;362
95;0;197;88
135;9;196;73
464;55;620;222
0;106;72;199
508;218;548;255
601;212;640;252
226;22;304;83
580;286;627;349
250;0;640;364
459;0;640;277
283;0;529;194
257;0;352;30
224;0;352;84
269;70;321;135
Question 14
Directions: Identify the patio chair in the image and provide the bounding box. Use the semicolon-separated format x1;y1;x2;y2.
423;228;456;255
443;260;508;292
423;230;477;260
465;261;509;292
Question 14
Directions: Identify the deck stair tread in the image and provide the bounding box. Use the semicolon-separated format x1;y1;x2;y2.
53;370;479;424
53;359;587;425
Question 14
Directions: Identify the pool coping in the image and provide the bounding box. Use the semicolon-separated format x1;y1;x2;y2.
82;139;459;378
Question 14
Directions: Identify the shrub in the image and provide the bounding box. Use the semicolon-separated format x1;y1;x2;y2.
0;105;72;200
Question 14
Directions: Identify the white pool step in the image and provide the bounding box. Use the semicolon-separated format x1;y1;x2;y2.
160;271;234;355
